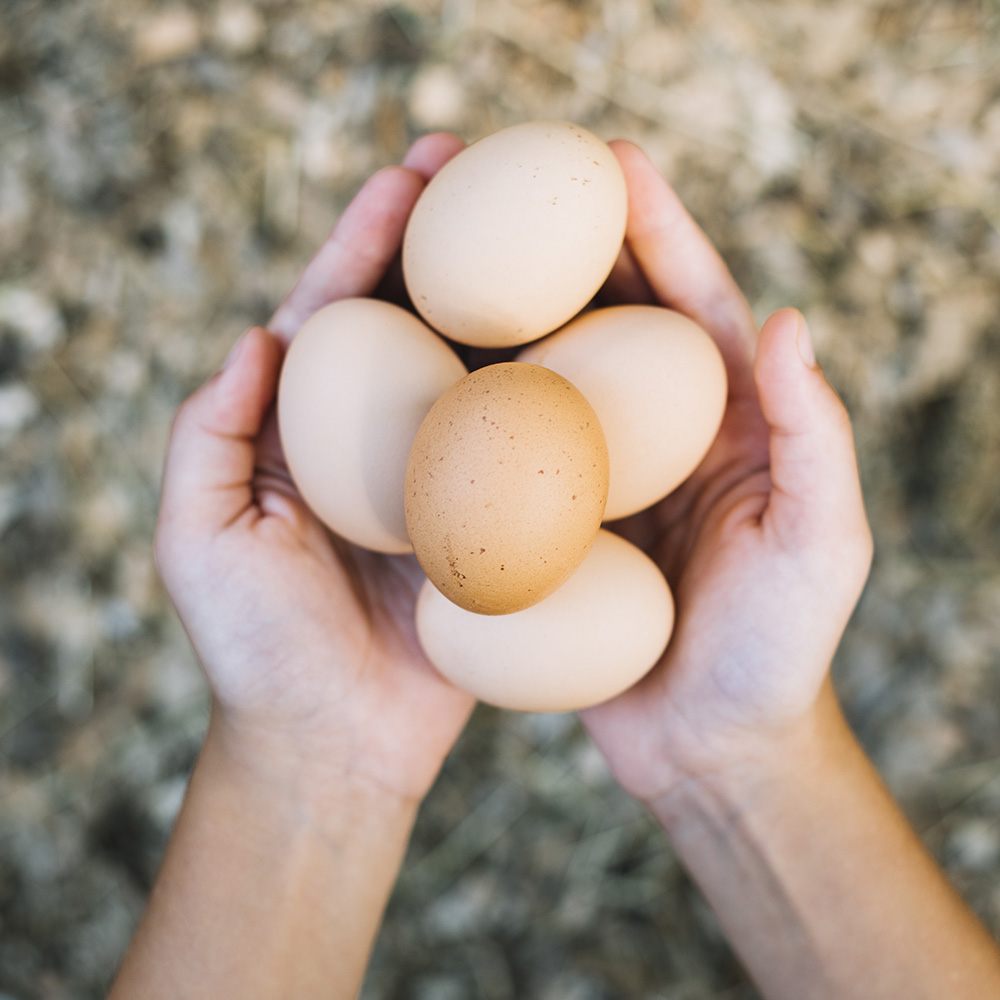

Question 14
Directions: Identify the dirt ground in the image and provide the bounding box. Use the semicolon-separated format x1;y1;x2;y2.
1;1;999;997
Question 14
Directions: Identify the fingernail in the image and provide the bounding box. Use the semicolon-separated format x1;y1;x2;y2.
223;328;253;371
795;313;817;368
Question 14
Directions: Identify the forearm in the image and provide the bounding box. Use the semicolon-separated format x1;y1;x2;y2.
653;688;1000;1000
109;711;419;1000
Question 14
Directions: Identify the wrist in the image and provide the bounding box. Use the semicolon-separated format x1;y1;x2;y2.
648;686;857;837
202;707;424;834
112;700;424;1000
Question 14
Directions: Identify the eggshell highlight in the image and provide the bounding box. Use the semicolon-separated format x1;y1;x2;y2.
277;298;467;553
402;120;627;348
416;529;674;712
405;362;609;614
518;305;727;519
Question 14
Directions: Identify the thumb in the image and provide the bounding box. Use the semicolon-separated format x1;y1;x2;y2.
158;326;285;542
754;309;871;564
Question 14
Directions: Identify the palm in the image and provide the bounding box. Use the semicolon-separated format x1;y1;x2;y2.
579;143;875;807
613;390;768;584
578;140;808;800
257;140;477;794
578;371;780;785
249;420;474;791
156;135;477;801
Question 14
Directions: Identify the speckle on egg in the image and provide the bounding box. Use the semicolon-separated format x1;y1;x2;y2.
404;362;609;615
401;120;627;348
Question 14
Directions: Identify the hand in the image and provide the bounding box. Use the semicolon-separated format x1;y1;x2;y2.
154;134;475;805
581;142;874;803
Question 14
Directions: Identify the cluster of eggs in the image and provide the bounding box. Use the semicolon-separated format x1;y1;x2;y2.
277;121;727;712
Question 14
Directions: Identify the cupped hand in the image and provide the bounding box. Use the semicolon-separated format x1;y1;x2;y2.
154;134;476;803
582;142;874;803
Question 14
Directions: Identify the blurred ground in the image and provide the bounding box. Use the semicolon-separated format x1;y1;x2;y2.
1;1;999;997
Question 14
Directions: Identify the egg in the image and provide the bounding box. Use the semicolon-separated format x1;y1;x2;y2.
277;297;467;553
518;305;728;519
416;529;674;712
405;362;609;614
402;120;628;348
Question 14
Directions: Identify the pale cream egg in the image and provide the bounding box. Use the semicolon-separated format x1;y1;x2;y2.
415;529;674;712
402;120;627;348
518;305;727;519
277;297;467;553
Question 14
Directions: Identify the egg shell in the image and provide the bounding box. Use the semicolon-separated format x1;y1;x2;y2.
518;305;728;519
416;529;674;712
277;298;467;553
402;120;628;348
405;362;609;614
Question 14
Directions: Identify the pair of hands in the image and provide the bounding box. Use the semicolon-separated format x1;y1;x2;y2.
154;132;872;812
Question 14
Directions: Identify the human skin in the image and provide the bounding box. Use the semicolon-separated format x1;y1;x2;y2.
581;140;1000;999
108;133;476;1000
109;131;1000;1000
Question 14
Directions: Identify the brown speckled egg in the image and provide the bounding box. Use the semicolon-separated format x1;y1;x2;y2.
402;120;627;348
405;362;609;614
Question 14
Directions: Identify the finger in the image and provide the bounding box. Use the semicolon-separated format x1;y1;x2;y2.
268;166;427;341
253;408;288;482
158;326;285;541
608;140;758;400
401;131;466;179
373;134;468;308
755;309;872;565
